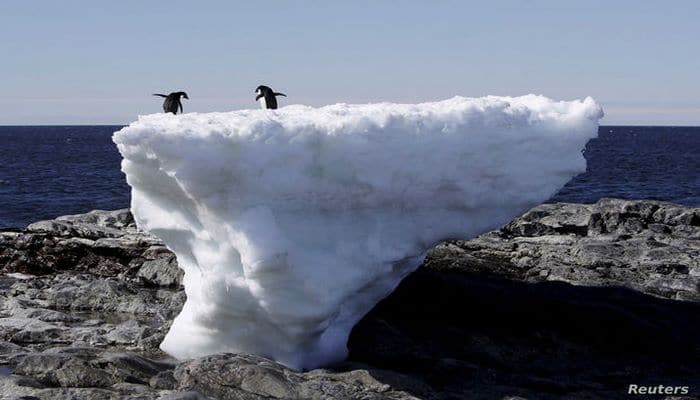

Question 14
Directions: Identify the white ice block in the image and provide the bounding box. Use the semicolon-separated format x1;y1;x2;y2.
113;95;603;370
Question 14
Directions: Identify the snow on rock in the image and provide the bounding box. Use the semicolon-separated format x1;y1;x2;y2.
113;95;603;370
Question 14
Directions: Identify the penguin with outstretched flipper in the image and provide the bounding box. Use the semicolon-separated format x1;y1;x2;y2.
255;85;286;110
153;92;189;114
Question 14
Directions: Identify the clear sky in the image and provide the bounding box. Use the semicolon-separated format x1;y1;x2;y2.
0;0;698;125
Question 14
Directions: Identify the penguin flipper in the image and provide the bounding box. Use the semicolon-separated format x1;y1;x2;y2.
178;101;183;114
153;94;167;98
255;94;263;101
274;92;287;97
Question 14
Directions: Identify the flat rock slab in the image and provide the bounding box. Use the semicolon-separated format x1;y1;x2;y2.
1;209;181;286
428;198;700;301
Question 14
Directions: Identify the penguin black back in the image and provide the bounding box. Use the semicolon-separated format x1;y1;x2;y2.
153;91;189;114
255;85;286;110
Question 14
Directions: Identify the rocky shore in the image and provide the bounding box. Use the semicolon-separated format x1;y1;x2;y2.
0;198;698;399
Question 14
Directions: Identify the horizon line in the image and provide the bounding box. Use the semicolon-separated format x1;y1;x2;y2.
1;123;699;128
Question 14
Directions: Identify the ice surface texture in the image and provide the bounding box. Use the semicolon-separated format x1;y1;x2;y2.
113;95;603;370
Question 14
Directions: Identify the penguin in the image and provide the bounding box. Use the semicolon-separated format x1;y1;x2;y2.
153;92;189;114
255;85;286;110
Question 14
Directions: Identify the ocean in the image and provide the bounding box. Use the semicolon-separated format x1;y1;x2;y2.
0;125;698;229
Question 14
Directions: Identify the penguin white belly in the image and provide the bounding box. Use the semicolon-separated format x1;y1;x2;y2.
258;97;267;109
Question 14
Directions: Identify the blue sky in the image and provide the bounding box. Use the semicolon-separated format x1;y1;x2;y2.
0;1;698;125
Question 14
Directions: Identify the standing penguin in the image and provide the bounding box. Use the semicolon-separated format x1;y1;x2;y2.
153;92;189;114
255;85;286;110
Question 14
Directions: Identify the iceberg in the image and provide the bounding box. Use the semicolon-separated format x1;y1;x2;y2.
113;95;603;370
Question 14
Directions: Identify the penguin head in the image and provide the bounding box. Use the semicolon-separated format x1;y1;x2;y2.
256;85;271;95
177;92;189;100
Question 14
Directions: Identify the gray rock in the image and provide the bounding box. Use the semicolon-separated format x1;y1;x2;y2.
0;340;26;355
173;354;298;400
137;257;183;287
0;318;68;345
9;274;183;317
99;351;174;384
111;381;152;394
55;209;135;230
174;353;421;400
428;198;700;301
0;272;184;361
14;353;75;386
158;391;211;400
1;209;164;276
14;349;173;389
1;201;699;400
10;307;78;323
150;370;177;390
54;358;115;387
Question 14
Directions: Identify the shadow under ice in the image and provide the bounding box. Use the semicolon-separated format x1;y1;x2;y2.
348;267;700;400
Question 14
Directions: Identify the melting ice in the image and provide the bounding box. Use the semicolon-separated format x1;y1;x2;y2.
113;95;603;370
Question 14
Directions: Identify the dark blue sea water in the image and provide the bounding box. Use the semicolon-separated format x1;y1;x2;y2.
0;125;698;229
0;126;130;229
550;126;699;206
